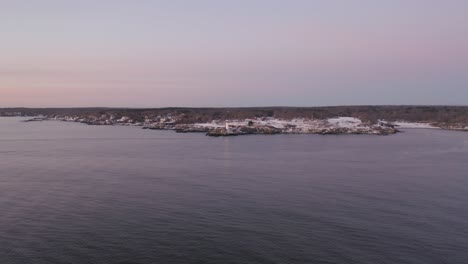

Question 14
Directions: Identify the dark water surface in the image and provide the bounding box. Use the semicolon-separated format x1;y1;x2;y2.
1;117;467;264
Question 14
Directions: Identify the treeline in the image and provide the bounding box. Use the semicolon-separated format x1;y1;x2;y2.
1;106;468;126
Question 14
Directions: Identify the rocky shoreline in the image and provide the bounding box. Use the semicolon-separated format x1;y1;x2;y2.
3;106;468;137
4;106;467;137
20;115;405;136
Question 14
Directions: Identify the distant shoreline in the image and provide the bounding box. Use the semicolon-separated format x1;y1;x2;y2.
1;106;467;137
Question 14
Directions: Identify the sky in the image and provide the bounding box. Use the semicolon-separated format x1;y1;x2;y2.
1;0;468;107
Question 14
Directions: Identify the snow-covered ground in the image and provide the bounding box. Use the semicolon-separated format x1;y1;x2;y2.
393;122;438;129
193;121;224;128
43;115;404;135
194;117;374;133
229;118;325;130
327;117;362;128
196;118;326;132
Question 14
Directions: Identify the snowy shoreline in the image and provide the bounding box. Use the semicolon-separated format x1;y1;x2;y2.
15;114;468;137
23;116;400;136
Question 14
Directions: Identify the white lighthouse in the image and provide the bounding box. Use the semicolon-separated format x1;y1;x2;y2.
225;121;230;133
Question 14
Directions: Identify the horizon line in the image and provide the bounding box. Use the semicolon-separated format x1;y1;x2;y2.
1;104;468;110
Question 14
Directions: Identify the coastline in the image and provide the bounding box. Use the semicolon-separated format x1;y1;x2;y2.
19;116;403;137
9;115;468;137
2;106;467;137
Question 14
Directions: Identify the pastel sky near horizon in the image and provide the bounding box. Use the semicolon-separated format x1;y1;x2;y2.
1;0;468;107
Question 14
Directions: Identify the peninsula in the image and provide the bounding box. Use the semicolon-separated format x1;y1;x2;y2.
1;106;467;137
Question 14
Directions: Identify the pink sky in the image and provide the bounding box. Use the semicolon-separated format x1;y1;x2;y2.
1;1;467;107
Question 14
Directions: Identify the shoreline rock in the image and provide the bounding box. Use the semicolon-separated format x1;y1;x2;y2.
18;114;465;137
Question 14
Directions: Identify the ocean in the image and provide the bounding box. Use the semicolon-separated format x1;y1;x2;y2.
1;117;467;264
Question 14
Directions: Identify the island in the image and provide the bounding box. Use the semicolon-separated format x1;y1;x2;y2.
1;106;467;137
